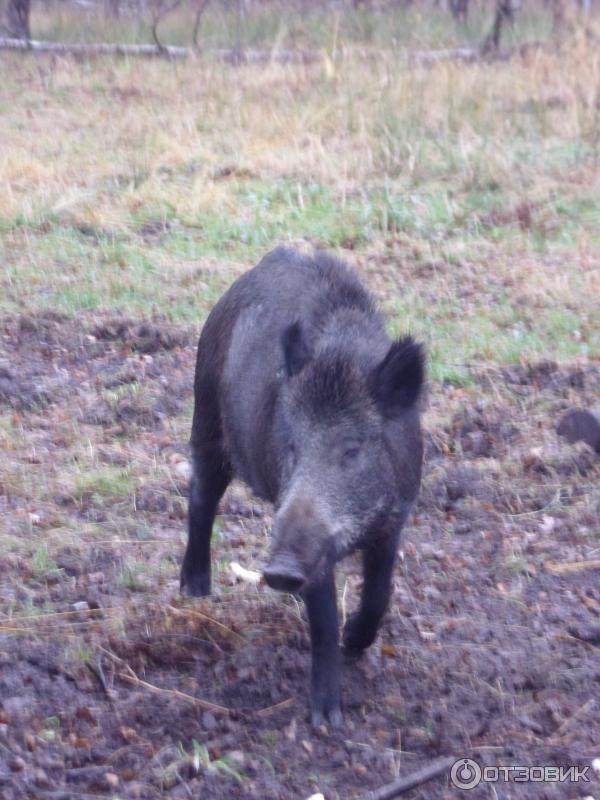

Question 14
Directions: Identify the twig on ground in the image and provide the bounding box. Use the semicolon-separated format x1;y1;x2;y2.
358;755;456;799
118;663;230;714
553;699;595;738
556;633;599;651
167;603;246;642
545;559;600;574
86;655;117;705
256;697;295;717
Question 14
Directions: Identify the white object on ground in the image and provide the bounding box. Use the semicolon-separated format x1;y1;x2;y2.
230;561;262;585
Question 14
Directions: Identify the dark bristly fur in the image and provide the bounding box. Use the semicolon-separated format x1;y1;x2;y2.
181;246;425;727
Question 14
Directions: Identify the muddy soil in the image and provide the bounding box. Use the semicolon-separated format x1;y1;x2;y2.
0;311;599;799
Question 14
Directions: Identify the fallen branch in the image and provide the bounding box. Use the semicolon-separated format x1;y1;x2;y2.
408;46;480;64
0;36;189;57
545;559;600;574
0;37;544;65
358;755;456;799
0;36;319;61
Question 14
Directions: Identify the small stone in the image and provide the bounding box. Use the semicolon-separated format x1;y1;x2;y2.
118;726;138;743
34;768;50;788
105;772;119;789
284;718;297;742
72;601;90;613
227;751;245;767
174;460;191;480
3;695;37;723
201;711;217;731
9;756;26;772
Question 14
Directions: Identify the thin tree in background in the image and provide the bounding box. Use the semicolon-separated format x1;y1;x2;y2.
449;0;469;24
483;0;516;51
5;0;31;39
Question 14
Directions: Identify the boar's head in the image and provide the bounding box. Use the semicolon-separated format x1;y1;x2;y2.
263;322;424;594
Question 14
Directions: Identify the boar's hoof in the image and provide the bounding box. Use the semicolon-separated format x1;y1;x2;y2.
311;706;343;729
180;568;211;597
342;612;376;655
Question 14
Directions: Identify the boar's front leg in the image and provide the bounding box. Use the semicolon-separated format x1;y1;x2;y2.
343;528;401;654
181;444;231;597
302;569;342;728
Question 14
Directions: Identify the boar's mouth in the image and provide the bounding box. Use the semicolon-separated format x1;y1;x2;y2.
263;539;334;594
263;553;307;593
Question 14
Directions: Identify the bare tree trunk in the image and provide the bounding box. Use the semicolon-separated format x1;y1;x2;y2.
483;0;514;52
449;0;469;23
192;0;211;50
234;0;246;63
6;0;31;40
550;0;566;32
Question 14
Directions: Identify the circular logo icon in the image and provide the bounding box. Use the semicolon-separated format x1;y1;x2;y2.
450;758;482;790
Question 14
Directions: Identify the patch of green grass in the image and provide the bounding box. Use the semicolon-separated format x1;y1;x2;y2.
6;158;595;322
65;643;94;665
388;282;596;384
179;740;246;785
73;466;134;505
117;559;149;591
38;716;62;744
31;543;60;580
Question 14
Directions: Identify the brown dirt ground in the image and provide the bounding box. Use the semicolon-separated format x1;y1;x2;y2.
0;310;599;799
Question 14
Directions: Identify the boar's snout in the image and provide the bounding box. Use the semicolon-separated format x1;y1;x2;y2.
264;494;331;593
263;554;306;593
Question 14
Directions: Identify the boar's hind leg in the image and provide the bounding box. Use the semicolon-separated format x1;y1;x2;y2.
343;530;400;655
303;569;342;728
180;445;231;597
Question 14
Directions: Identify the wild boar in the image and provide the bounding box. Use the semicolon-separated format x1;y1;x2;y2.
181;246;424;726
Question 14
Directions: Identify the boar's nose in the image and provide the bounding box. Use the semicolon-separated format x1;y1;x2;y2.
263;555;306;593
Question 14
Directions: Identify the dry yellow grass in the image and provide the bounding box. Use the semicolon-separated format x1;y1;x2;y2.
1;21;599;372
1;35;598;222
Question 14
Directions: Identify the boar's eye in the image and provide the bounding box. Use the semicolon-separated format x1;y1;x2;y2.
341;444;361;467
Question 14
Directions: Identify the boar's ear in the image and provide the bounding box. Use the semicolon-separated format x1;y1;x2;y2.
282;322;312;378
371;336;424;416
